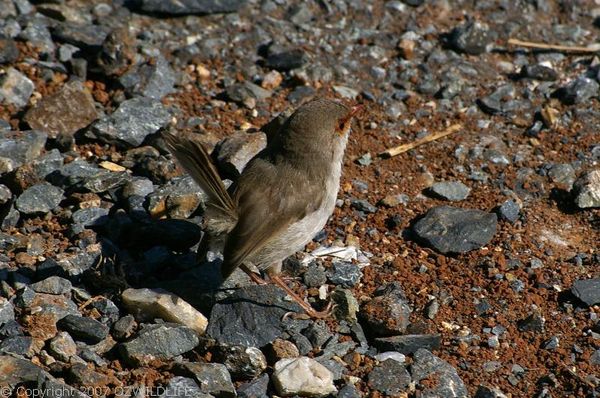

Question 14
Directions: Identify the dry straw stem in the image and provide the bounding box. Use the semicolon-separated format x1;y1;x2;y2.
379;123;462;158
507;38;599;53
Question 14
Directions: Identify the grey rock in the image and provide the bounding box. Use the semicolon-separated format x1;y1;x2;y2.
175;362;235;398
19;23;55;55
591;349;600;365
112;315;136;341
211;343;267;380
475;386;508;398
146;175;207;218
0;67;35;108
560;77;599;105
413;205;497;253
573;169;600;208
337;384;361;398
30;276;72;295
15;183;64;215
137;0;246;15
367;359;410;395
571;278;600;306
122;177;154;198
119;55;177;100
517;312;545;332
303;264;327;287
224;81;271;107
411;349;469;397
207;284;302;347
0;184;11;204
72;207;109;227
97;26;135;76
48;331;77;361
373;334;441;355
0;298;15;325
0;320;22;338
120;323;199;366
52;23;110;51
351;198;377;213
429;181;471;201
266;48;307;71
548;163;576;189
237;373;269;398
0;355;45;386
497;199;520;223
327;261;362;288
521;64;558;81
449;20;496;55
360;282;411;336
90;97;171;147
374;351;406;363
478;84;515;115
49;159;128;193
0;130;47;173
542;335;559;351
160;377;212;398
215;131;267;178
0;37;19;64
57;314;109;344
24;81;99;138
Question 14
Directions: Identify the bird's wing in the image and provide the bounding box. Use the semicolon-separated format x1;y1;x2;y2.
221;158;325;279
162;132;238;221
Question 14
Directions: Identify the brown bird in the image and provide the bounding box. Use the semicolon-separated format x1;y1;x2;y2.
163;98;360;317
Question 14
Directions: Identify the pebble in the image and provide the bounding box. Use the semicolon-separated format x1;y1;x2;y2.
215;131;267;178
89;97;171;147
559;76;599;105
521;64;558;81
211;343;267;380
0;355;45;385
373;334;442;354
15;183;64;215
175;362;236;398
48;331;77;361
71;207;109;227
360;282;411;336
119;323;199;366
159;376;210;398
367;359;410;395
350;198;377;213
266;48;307;71
0;67;35;108
410;349;469;397
0;37;19;63
146;175;207;219
497;199;520;223
548;163;576;189
374;351;406;363
517;312;545;332
413;205;498;253
571;278;600;306
327;261;362;288
573;169;600;208
136;0;246;15
429;181;471;201
475;385;508;398
57;314;109;344
0;299;15;325
449;20;496;55
0;335;33;356
120;55;176;100
30;276;72;295
237;373;269;398
121;287;208;334
24;81;99;138
272;357;337;397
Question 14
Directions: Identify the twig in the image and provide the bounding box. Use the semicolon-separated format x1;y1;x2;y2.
379;123;462;158
507;38;599;53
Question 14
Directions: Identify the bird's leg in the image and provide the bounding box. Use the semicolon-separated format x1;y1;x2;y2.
240;264;269;285
270;274;332;319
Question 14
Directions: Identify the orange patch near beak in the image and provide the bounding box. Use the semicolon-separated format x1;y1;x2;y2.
336;104;364;135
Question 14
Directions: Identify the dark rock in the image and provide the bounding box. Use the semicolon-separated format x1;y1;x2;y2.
0;335;33;356
478;84;515;115
19;22;55;55
591;349;600;365
52;23;110;51
429;181;470;201
215;131;267;178
497;199;520;223
97;26;136;76
48;331;77;361
211;343;267;380
351;199;377;213
136;0;247;15
287;85;316;103
448;20;496;55
15;183;64;215
0;355;45;386
112;315;136;340
175;362;236;398
0;67;35;108
337;384;361;398
571;278;600;306
0;37;19;64
559;77;599;105
207;284;302;347
542;335;559;351
48;159;128;193
145;174;207;218
0;299;15;325
327;262;362;288
224;82;271;108
413;206;498;253
0;184;10;204
119;323;199;366
24;81;99;139
367;359;410;395
548;163;576;189
67;363;112;387
475;385;508;398
57;314;109;344
0;130;46;173
122;219;202;251
410;349;469;397
89;97;171;147
360;282;411;336
119;55;177;100
0;320;24;339
521;64;558;81
237;373;269;398
30;276;72;295
72;207;109;227
517;312;545;332
266;49;307;71
373;334;441;354
160;377;212;398
303;264;327;287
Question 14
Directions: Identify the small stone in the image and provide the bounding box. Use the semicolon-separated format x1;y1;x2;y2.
52;23;110;51
136;0;246;15
266;48;307;71
120;324;199;366
360;282;411;336
146;175;207;219
0;67;35;108
573;170;600;208
57;314;109;344
337;384;361;398
0;298;15;325
112;315;136;340
272;357;337;397
475;385;508;398
261;70;283;90
122;288;208;334
411;349;469;397
590;349;600;365
30;276;72;295
119;55;177;100
303;264;327;288
521;64;558;81
160;377;212;398
48;331;77;361
429;181;471;201
72;207;109;227
571;278;600;306
497;199;520;223
379;194;409;207
327;262;362;288
449;20;497;55
517;312;545;332
559;77;599;105
374;334;442;355
374;351;406;363
367;359;410;395
548;163;576;189
413;205;498;253
215;131;267;178
0;335;33;356
333;85;359;99
0;355;44;385
0;37;19;64
212;343;267;380
350;199;377;213
175;362;236;398
89;97;171;147
15;183;64;215
224;81;271;108
238;373;269;398
266;339;300;362
19;23;55;55
542;335;559;351
24;81;99;138
0;130;47;172
331;289;359;323
0;184;11;204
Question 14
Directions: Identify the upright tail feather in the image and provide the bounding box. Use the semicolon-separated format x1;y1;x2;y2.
162;132;238;220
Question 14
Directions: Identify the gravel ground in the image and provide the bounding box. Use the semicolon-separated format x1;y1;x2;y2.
1;0;599;397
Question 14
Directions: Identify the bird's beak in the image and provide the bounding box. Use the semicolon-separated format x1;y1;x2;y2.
349;104;364;118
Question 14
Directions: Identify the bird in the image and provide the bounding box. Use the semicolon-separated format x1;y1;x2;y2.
163;98;360;317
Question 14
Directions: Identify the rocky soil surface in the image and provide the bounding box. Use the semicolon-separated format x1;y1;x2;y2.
0;0;599;397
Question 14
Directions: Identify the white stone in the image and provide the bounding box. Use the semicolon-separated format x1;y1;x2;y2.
121;288;207;334
272;357;337;397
